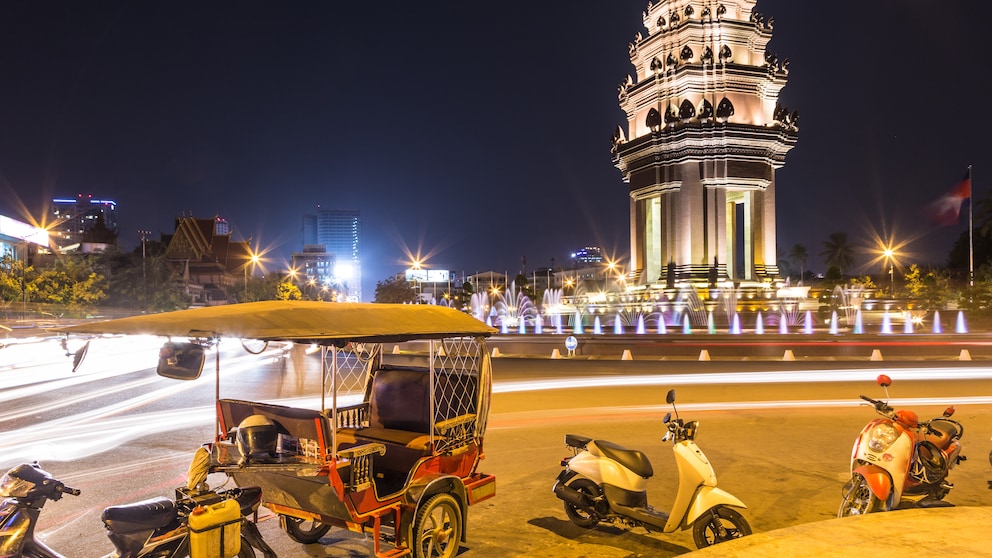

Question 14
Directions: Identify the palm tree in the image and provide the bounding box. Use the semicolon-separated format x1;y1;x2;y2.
789;244;808;282
821;232;854;275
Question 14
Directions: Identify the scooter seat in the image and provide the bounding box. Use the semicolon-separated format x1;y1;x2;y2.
102;497;177;534
926;419;961;451
594;440;654;479
565;434;592;449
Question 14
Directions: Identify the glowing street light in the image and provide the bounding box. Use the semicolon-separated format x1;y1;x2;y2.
882;247;895;296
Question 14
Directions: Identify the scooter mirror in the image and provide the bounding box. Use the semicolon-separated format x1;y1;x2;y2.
663;411;671;424
666;389;676;404
876;374;892;388
944;406;955;417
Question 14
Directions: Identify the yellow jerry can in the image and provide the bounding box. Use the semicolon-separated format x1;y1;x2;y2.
188;498;241;558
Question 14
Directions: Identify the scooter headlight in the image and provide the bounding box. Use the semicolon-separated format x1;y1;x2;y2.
0;471;36;498
868;423;899;452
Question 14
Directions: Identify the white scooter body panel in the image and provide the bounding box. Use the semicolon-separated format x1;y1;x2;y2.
852;421;913;502
568;442;650;492
665;440;719;532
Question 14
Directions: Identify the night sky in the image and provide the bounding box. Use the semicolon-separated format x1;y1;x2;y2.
1;1;989;298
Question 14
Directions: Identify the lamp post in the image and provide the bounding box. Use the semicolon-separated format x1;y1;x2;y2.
882;248;895;297
244;252;260;301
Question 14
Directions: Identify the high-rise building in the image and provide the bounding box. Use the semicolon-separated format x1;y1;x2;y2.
613;1;798;286
50;194;119;248
301;208;362;301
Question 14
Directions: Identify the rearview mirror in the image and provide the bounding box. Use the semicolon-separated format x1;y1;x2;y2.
876;374;892;388
71;340;90;373
666;389;676;405
943;406;955;417
157;342;206;380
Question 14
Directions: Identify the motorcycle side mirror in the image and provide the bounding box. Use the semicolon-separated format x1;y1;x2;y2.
876;374;892;388
666;389;676;404
944;406;955;417
663;411;672;423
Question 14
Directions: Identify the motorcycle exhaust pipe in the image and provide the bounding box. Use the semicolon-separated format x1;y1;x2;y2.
554;483;593;511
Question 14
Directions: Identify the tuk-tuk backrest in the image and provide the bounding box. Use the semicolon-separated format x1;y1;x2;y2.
369;368;431;433
219;398;331;451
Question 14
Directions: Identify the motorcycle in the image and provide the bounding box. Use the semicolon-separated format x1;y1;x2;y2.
839;374;965;517
0;449;276;558
552;389;751;549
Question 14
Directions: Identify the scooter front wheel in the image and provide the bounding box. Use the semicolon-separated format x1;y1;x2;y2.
562;477;602;528
692;506;751;548
838;473;883;518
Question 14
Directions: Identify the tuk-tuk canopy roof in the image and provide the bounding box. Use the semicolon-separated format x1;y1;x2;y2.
58;301;495;344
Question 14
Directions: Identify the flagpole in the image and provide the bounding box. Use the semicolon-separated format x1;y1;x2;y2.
969;164;974;288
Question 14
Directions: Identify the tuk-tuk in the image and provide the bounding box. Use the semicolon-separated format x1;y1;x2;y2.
63;301;497;558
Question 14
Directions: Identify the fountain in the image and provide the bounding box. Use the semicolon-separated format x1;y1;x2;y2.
534;314;542;334
779;315;788;334
469;292;490;322
933;310;942;334
829;311;839;335
614;314;624;335
541;289;564;333
493;282;536;331
657;315;667;334
956;311;968;333
803;311;814;334
593;316;602;335
636;315;646;334
755;312;764;335
707;312;716;334
854;309;864;334
880;311;892;334
573;311;584;334
903;313;913;334
729;313;741;334
682;313;692;334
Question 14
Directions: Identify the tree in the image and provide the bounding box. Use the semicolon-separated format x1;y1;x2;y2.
789;244;808;282
821;233;854;275
276;280;302;301
374;276;416;303
905;264;953;310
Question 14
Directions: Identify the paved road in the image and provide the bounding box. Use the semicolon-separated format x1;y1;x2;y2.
2;337;991;556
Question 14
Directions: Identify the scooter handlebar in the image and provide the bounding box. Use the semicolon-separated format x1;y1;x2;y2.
860;394;893;414
59;484;80;497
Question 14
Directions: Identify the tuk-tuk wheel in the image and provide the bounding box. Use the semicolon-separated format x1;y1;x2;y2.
281;515;331;544
413;493;462;558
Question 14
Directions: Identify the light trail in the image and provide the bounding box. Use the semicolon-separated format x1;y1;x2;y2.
493;366;992;393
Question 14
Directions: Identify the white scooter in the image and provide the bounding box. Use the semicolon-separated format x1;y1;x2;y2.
552;389;750;549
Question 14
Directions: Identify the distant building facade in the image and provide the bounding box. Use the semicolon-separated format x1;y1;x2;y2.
302;208;362;301
290;245;338;300
50;194;119;250
163;215;251;306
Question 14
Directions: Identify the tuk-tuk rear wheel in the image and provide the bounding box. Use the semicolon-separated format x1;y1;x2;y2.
413;493;462;558
281;515;331;544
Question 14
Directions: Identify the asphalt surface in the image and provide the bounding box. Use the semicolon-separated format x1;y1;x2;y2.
2;332;992;557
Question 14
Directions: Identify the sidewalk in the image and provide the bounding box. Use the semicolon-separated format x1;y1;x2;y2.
688;506;992;557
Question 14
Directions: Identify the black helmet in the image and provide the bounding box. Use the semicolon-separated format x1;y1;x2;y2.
236;415;278;466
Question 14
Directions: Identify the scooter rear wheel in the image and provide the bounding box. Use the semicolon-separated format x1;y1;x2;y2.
692;506;751;548
838;472;883;518
562;477;602;528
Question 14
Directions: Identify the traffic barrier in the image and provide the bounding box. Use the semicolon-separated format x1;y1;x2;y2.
551;348;561;359
698;349;711;361
491;347;501;357
621;349;633;361
870;349;883;361
438;344;447;357
782;350;795;361
392;345;401;354
959;349;972;361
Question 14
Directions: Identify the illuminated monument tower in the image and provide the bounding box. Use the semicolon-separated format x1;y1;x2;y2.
612;1;798;286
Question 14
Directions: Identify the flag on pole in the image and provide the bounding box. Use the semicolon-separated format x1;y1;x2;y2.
925;172;972;226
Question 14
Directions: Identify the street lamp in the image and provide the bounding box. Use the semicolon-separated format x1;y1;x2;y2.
882;248;894;296
244;251;260;301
